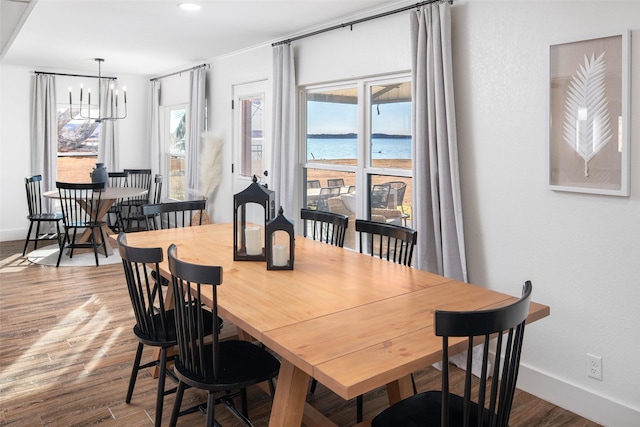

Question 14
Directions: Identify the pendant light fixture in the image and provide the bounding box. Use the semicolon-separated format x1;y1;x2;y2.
68;58;127;122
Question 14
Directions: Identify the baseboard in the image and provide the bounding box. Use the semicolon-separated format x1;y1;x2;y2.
517;363;640;426
0;228;27;243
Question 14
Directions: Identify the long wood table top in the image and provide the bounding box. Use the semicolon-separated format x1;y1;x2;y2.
120;223;550;404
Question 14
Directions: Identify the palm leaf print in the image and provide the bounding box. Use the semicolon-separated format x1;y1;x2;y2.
562;51;612;176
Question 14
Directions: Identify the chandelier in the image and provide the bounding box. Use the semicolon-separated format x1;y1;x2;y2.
68;58;127;122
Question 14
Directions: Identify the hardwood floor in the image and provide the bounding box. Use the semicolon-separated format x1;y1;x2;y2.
0;239;599;426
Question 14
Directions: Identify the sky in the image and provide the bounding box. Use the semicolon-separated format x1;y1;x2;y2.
307;101;411;136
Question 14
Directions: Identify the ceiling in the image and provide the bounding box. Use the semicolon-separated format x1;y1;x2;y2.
1;0;402;77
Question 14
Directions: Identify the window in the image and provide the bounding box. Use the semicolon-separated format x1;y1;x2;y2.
166;105;187;200
303;77;412;249
57;105;100;182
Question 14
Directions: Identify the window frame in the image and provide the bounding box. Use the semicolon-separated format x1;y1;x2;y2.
163;103;188;201
300;73;413;225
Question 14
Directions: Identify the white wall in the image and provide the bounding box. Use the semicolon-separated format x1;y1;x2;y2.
1;1;639;425
450;2;639;425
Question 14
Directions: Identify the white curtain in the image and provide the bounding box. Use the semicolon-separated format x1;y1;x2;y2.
270;44;298;217
149;80;163;181
31;74;58;212
185;67;206;200
98;79;118;172
410;2;467;283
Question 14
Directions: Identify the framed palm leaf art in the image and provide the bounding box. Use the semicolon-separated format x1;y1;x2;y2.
548;32;630;196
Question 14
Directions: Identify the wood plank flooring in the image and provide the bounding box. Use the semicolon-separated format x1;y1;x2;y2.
0;239;600;426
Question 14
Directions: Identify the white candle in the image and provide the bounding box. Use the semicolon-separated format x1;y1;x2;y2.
273;244;288;267
245;226;262;256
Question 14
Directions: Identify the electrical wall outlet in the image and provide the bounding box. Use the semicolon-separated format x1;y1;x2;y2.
587;353;603;381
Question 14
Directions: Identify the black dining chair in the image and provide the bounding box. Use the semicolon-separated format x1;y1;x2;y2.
56;181;107;267
300;208;348;247
167;244;280;427
356;219;417;266
353;219;418;421
372;281;533;427
301;207;353;414
125;173;162;231
142;199;206;231
120;169;152;231
23;175;65;256
118;233;179;426
118;232;220;426
106;171;129;232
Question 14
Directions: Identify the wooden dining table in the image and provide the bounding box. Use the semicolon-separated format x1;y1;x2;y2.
118;223;550;427
45;186;147;255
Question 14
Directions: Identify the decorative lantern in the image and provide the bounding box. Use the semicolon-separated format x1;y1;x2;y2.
266;206;295;270
233;175;276;261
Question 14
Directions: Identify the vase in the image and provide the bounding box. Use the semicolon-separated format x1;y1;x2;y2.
90;163;108;186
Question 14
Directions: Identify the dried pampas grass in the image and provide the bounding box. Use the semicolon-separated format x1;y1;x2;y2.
199;131;224;201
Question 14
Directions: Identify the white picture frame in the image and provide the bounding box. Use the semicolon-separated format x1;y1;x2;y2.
548;31;631;196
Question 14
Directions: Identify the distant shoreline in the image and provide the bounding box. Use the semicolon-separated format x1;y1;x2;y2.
308;133;410;139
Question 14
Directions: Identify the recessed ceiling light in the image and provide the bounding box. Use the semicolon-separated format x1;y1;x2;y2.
178;3;201;11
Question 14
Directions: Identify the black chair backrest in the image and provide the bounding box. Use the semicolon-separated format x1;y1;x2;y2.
327;178;344;188
436;281;533;427
117;233;171;342
371;183;391;209
168;244;223;381
25;175;44;216
124;169;152;204
355;219;417;266
307;179;321;189
151;174;163;204
317;187;341;211
56;181;105;226
141;200;206;230
108;171;129;188
301;208;349;247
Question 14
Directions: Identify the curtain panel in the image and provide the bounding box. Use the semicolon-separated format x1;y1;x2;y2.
410;2;467;283
149;80;163;181
185;67;206;200
98;79;118;172
31;74;58;212
270;44;298;217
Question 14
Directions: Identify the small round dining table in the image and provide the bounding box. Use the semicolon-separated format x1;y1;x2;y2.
44;186;148;255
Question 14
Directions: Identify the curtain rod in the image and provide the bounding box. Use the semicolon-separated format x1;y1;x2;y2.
272;0;451;47
150;63;209;82
33;71;117;80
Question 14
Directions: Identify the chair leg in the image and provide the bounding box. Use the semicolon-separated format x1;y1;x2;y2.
205;391;216;427
240;387;248;417
33;220;42;250
23;221;35;256
154;348;168;427
309;378;318;394
91;227;100;267
356;394;364;424
97;225;108;258
169;382;186;427
56;230;67;268
126;343;144;403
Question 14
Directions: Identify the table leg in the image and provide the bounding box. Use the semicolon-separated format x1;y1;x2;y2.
66;198;117;256
269;360;310;427
385;374;415;405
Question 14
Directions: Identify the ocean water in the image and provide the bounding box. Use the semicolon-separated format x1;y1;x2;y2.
307;137;411;160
